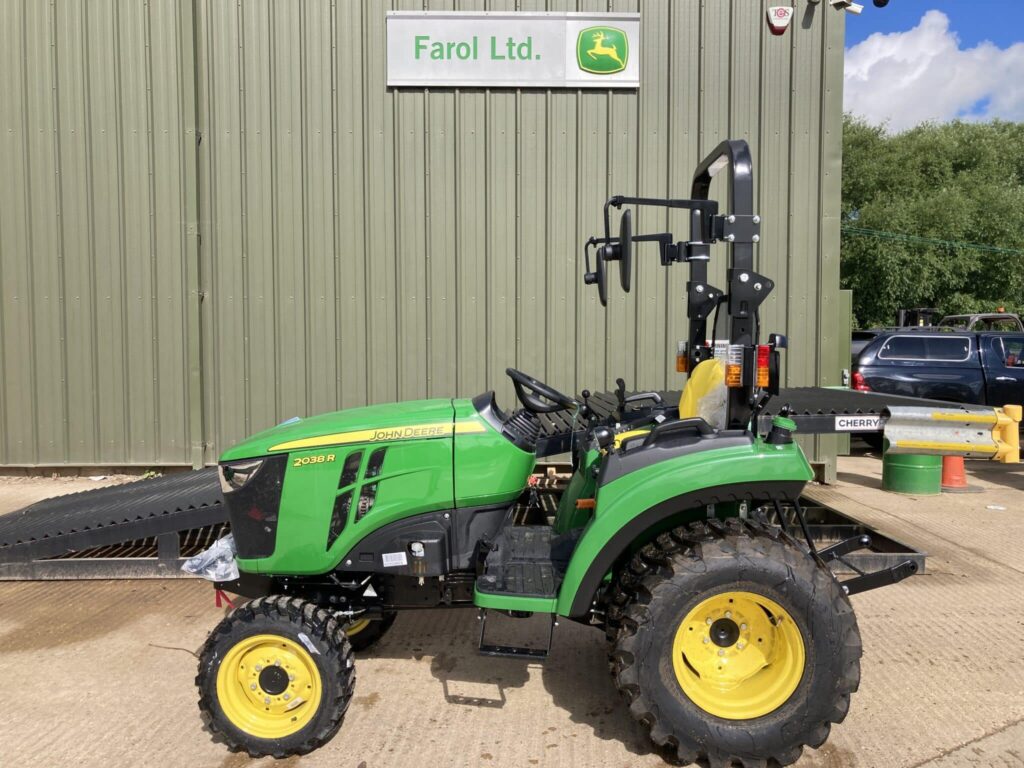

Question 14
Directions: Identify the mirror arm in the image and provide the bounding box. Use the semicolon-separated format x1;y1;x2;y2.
582;238;601;286
583;236;598;273
632;232;672;245
602;198;621;242
594;232;674;263
604;195;719;237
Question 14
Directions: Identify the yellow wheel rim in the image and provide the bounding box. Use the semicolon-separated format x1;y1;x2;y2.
216;634;323;739
672;591;805;720
345;619;371;637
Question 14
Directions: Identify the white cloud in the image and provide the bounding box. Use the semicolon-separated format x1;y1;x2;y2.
844;10;1024;132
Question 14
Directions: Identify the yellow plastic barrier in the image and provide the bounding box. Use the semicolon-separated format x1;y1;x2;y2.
995;404;1022;463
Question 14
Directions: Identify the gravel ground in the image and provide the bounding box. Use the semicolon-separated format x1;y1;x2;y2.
1;454;1022;768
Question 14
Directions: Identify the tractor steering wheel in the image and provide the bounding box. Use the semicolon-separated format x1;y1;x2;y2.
506;368;578;414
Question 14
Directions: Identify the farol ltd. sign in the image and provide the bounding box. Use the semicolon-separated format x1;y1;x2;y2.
386;11;640;88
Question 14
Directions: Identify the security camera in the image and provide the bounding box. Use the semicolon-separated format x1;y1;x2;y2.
830;0;864;12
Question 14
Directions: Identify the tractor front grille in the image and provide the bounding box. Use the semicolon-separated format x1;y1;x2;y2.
223;454;288;559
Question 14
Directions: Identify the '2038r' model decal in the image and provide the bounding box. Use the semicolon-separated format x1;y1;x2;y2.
292;453;336;468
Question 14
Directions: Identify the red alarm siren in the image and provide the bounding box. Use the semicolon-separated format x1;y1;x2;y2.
767;6;795;36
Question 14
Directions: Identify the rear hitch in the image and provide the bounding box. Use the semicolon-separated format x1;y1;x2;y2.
780;501;921;596
841;559;919;596
818;534;872;564
817;530;920;596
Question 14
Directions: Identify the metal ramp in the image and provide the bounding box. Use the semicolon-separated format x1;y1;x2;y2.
0;469;225;579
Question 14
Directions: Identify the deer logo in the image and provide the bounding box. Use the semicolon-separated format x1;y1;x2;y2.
587;32;624;68
576;26;629;75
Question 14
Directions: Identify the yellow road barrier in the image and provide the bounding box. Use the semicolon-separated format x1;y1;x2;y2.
882;404;1021;464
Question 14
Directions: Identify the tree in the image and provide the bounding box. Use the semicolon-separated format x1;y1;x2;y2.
840;116;1024;328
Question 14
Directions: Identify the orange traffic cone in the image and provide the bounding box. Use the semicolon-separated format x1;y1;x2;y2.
940;455;981;493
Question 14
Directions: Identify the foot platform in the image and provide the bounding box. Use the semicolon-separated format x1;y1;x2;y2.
475;526;567;599
475;525;571;660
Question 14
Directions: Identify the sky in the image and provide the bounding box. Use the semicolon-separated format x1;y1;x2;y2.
843;1;1024;131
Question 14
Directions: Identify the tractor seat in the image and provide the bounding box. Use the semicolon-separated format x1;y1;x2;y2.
613;359;727;452
678;358;727;430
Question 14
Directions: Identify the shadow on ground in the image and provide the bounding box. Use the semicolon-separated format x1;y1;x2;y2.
362;607;654;760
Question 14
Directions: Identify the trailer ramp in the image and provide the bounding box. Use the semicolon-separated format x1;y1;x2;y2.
0;469;225;579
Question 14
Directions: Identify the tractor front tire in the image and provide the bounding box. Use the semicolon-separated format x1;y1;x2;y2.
196;595;355;758
344;611;397;652
610;518;861;767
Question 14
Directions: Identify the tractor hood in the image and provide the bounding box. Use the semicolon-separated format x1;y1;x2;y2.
219;399;456;461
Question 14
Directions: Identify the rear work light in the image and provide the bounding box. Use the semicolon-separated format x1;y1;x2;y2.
726;344;743;388
852;371;871;392
676;341;689;373
756;345;770;389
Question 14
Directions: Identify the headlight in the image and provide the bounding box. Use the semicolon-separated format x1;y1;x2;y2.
219;459;265;493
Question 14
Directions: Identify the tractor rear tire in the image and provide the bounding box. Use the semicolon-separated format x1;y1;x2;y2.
344;611;397;652
609;518;861;767
196;595;355;758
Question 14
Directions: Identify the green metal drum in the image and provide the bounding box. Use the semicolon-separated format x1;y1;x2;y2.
881;451;942;495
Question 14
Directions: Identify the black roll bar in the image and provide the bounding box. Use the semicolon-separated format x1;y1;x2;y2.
584;138;770;430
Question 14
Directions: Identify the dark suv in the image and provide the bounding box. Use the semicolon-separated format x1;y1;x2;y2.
852;329;1024;407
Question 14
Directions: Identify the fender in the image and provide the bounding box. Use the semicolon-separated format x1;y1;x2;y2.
556;438;814;618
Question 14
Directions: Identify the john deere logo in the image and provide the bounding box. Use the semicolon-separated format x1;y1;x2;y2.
576;26;628;75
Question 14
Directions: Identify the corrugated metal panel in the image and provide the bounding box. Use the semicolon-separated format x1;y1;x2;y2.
811;9;848;481
835;288;855;459
1;0;845;466
0;0;197;466
195;0;846;464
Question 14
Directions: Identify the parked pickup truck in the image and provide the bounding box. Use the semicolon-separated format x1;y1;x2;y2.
936;313;1024;332
852;328;1024;407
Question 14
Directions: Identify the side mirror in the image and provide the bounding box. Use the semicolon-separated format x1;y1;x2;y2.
769;333;788;349
600;209;633;293
582;207;632;305
618;209;632;292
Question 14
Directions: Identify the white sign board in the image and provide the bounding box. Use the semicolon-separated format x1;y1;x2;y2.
386;11;640;89
835;415;883;432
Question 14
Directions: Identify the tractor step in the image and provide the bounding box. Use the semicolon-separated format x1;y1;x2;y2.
477;610;556;661
476;525;570;599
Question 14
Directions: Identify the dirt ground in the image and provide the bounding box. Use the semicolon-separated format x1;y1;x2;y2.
1;453;1023;768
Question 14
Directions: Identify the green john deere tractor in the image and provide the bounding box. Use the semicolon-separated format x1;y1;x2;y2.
190;140;905;766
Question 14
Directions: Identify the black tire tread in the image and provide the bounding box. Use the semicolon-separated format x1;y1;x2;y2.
196;595;356;759
610;517;862;768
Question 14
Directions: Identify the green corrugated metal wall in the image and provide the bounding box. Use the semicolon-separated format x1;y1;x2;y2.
0;0;201;467
0;0;845;468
